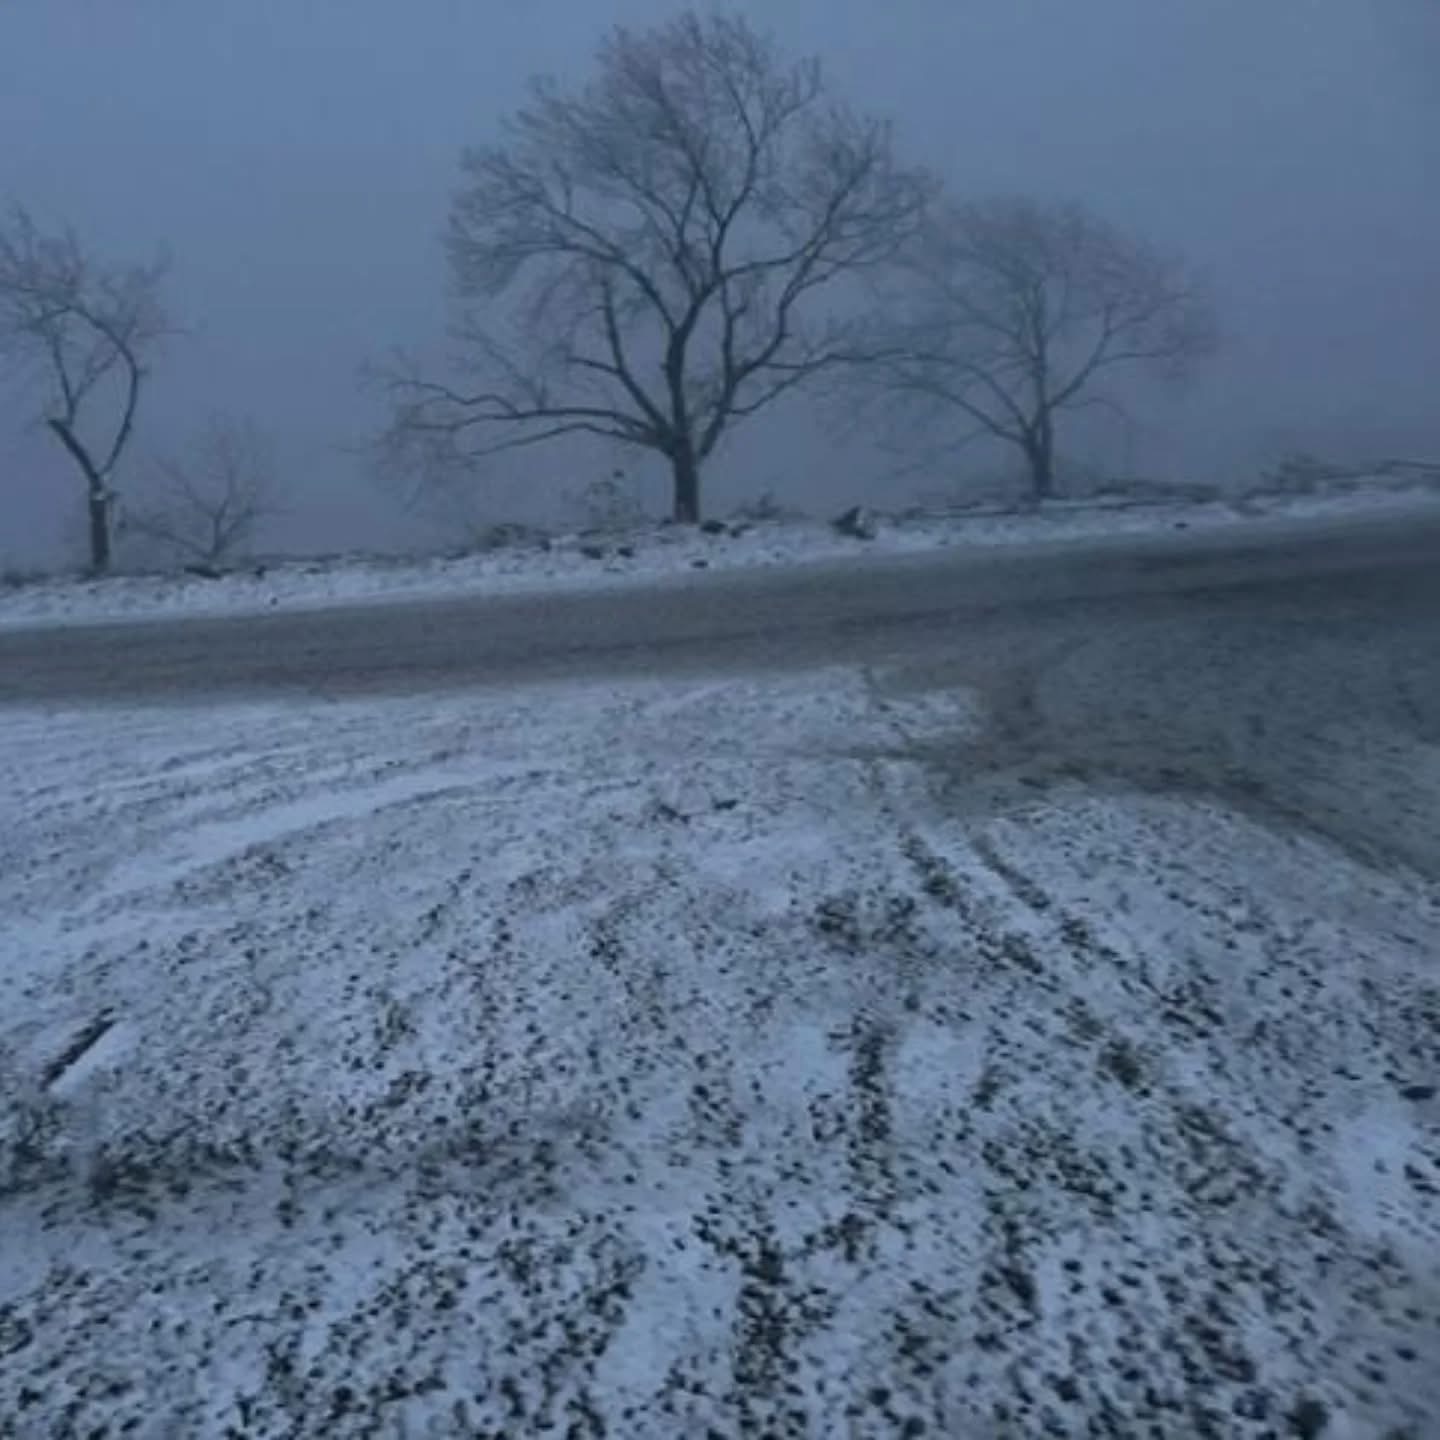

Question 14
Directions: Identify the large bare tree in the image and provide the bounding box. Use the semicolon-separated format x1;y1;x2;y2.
0;208;170;571
872;198;1217;501
384;11;932;523
126;416;278;570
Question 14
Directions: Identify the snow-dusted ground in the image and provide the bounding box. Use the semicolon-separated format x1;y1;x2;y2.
3;481;1438;631
2;665;1437;1437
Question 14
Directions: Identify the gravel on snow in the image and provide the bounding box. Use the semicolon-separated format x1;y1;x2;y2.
1;670;1438;1437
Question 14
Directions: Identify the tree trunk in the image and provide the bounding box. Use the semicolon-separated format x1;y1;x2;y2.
1024;417;1056;504
670;444;701;524
87;488;113;573
47;418;114;572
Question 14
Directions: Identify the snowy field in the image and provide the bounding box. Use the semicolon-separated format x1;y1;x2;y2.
2;664;1438;1437
3;481;1438;631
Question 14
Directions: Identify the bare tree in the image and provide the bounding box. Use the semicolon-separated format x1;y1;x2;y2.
383;11;933;523
871;198;1217;502
126;416;277;570
0;208;170;571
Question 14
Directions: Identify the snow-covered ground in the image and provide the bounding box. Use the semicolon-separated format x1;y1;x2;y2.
2;665;1437;1436
2;480;1438;631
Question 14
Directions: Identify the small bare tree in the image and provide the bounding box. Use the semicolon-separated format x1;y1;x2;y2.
126;416;277;570
0;208;170;571
871;198;1217;502
383;11;932;523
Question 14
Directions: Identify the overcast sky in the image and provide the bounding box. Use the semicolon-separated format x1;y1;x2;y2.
3;0;1438;566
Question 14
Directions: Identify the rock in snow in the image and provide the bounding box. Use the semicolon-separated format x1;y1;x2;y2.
832;503;880;539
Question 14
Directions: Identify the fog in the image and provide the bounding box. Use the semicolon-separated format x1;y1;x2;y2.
3;0;1438;568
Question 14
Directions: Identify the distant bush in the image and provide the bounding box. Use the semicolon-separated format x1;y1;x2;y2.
568;471;647;532
1259;452;1349;494
0;567;45;590
467;522;549;554
1257;453;1440;495
1088;477;1224;505
729;489;796;524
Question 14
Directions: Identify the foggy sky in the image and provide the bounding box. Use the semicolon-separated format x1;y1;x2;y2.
3;0;1438;567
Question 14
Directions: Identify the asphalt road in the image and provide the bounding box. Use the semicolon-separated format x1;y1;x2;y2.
0;509;1437;704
